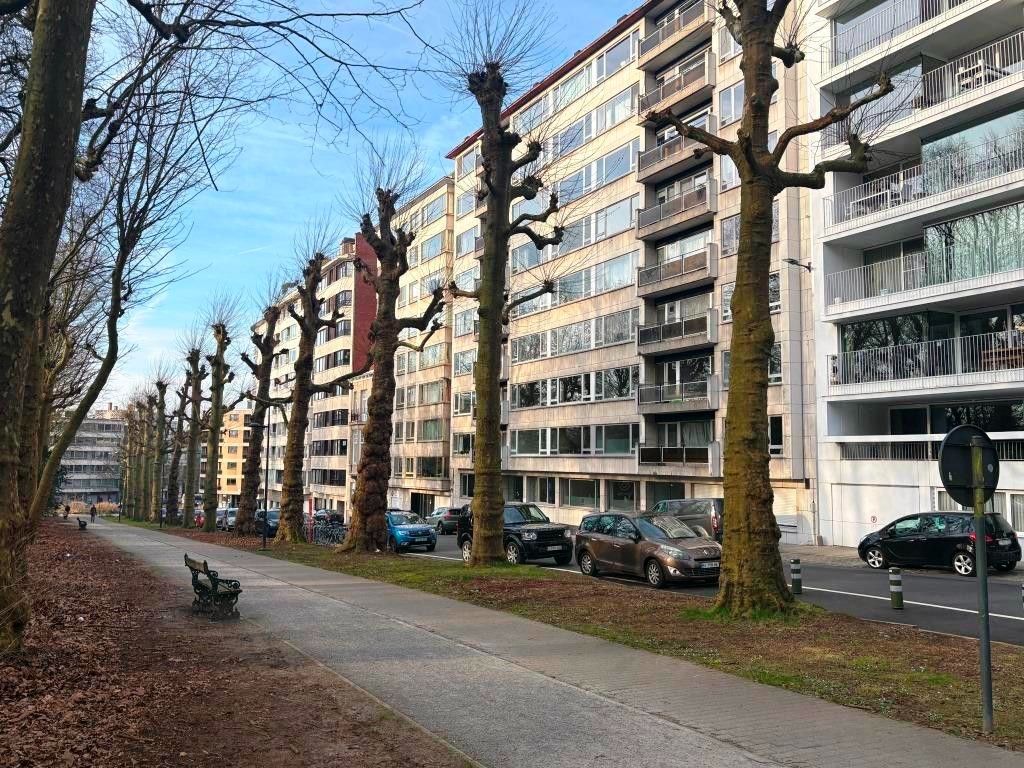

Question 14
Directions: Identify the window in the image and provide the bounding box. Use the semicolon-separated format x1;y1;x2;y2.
456;190;475;217
511;429;544;455
460;473;475;497
719;81;744;126
593;251;635;294
453;391;476;416
511;381;545;409
457;147;478;179
721;282;735;322
768;415;783;456
721;214;739;256
421;195;445;225
556;427;586;455
720;154;739;191
511;332;547;362
419;381;443;405
769;272;781;313
558;375;584;403
596;424;638;454
506;475;524;502
608;481;637;512
456;226;479;257
600;34;633;77
453;433;473;455
719;25;741;61
553;321;591;355
419;342;445;369
526;476;556;504
769;343;782;384
419;418;444;442
453;349;476;376
596;366;638;400
455;265;479;291
561;478;599;508
455;309;475;337
420;232;444;262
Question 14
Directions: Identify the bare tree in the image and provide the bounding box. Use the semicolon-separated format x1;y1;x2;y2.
339;141;447;552
635;0;892;614
181;328;208;528
165;372;190;523
439;0;566;565
201;298;239;533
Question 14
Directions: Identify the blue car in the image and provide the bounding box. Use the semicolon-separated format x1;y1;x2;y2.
386;511;437;553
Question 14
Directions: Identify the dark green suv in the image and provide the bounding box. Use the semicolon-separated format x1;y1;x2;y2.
457;503;573;565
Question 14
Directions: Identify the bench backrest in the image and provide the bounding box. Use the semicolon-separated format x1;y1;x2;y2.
184;554;210;574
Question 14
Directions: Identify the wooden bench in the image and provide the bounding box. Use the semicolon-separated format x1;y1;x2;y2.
184;554;242;621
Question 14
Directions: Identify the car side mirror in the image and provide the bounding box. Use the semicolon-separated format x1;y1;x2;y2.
632;532;642;543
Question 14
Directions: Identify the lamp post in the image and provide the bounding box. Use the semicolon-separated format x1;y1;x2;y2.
261;405;271;550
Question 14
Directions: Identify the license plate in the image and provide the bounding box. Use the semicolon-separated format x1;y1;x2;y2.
414;538;427;543
700;561;720;569
546;545;564;551
999;538;1011;546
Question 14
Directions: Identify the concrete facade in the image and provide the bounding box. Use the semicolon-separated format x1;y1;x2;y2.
60;403;125;503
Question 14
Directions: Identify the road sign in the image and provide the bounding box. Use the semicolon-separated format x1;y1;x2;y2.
938;425;999;508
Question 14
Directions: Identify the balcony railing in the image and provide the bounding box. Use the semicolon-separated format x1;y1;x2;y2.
823;31;1024;147
638;131;706;172
828;0;975;68
638;309;711;346
838;438;1024;462
638;180;712;229
639;50;713;112
638;246;710;287
824;240;1024;309
639;2;709;57
638;445;710;464
823;129;1024;230
638;380;709;404
828;330;1024;392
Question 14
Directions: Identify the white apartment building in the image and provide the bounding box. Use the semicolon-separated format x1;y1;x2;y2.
60;403;125;503
443;0;818;538
809;0;1024;544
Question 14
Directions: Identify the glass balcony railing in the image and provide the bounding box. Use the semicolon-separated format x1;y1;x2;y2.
638;129;707;172
823;129;1024;230
823;31;1024;148
825;240;1024;308
638;310;711;345
637;179;712;229
637;246;710;288
639;50;712;112
639;3;709;58
828;330;1024;392
638;380;710;404
638;445;710;464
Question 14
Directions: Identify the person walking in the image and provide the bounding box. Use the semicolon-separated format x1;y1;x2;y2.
89;504;97;523
62;504;70;519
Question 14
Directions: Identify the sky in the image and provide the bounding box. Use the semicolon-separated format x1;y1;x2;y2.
104;0;639;404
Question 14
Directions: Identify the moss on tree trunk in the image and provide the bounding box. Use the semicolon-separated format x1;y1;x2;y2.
202;326;231;533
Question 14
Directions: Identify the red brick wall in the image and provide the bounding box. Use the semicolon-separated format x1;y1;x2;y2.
351;234;378;371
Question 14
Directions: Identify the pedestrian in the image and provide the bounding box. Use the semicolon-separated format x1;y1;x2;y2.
63;504;70;520
89;504;97;523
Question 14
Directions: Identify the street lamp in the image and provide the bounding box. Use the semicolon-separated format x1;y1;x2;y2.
783;257;812;272
261;404;271;550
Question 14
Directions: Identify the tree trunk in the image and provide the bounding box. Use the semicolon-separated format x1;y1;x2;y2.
0;0;98;653
276;335;314;544
142;398;155;522
237;311;279;536
202;329;230;533
165;384;188;523
716;177;791;615
150;383;167;522
182;354;204;528
132;417;146;520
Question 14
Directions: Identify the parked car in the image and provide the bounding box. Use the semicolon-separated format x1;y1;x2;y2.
427;506;463;535
385;511;436;553
576;512;721;587
859;512;1021;576
457;503;573;565
216;507;238;531
647;498;723;542
254;509;279;538
313;509;345;525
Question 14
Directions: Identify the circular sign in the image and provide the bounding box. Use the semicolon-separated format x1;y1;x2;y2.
938;425;999;508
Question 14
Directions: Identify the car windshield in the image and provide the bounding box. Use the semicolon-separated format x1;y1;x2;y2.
636;516;698;540
388;513;423;525
505;504;549;523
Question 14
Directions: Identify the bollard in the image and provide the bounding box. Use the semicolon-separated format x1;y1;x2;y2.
790;558;802;595
889;567;904;609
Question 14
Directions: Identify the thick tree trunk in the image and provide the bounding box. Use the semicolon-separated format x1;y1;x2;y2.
716;178;791;615
0;0;98;653
142;399;155;521
237;311;279;536
276;339;314;544
182;354;204;528
202;329;230;533
165;384;188;522
132;419;146;520
17;323;45;516
150;384;167;522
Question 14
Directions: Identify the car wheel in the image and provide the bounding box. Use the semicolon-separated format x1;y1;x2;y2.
996;562;1018;572
953;551;975;577
864;546;887;570
553;552;572;566
426;543;436;552
645;559;666;588
386;536;402;554
505;541;524;565
461;538;472;563
436;523;444;534
578;550;598;577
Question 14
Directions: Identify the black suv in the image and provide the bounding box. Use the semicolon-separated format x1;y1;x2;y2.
457;503;573;565
858;511;1021;576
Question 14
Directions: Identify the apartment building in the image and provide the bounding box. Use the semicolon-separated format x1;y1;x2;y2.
809;0;1024;544
216;406;251;506
442;0;818;537
60;403;125;503
260;237;377;514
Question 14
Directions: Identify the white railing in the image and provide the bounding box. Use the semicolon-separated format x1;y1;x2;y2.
823;31;1024;147
638;380;709;404
638;247;710;287
839;439;1024;461
829;0;973;67
640;50;712;112
638;308;714;346
823;129;1024;230
828;330;1024;391
824;240;1024;308
638;178;713;229
639;2;709;57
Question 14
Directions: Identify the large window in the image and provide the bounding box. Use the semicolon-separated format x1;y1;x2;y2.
456;226;478;257
526;476;556;504
419;380;444;405
421;195;445;226
456;190;475;217
453;433;473;455
511;332;547;362
561;478;599;508
457;147;478;179
453;349;476;376
722;273;780;321
419;419;444;442
511;429;545;455
607;480;637;511
453;391;475;416
421;232;444;261
455;309;475;337
460;473;475;497
719;81;744;126
768;415;784;456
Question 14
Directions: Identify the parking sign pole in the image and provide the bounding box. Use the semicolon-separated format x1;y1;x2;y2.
971;436;994;734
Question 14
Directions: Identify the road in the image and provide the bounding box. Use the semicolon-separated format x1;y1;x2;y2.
422;533;1024;644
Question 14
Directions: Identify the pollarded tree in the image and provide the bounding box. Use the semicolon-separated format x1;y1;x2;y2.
150;376;169;521
165;374;189;523
642;0;892;614
202;303;237;533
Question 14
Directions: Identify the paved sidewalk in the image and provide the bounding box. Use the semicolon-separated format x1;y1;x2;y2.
93;522;1023;768
781;543;863;568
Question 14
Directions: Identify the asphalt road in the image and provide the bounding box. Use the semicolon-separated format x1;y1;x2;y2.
420;532;1024;645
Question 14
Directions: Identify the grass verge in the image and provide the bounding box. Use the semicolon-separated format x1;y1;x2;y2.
110;518;1024;751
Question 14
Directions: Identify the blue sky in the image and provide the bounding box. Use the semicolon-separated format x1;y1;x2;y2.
106;0;638;402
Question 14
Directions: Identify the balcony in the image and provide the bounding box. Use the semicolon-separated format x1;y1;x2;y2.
824;241;1024;318
638;308;718;356
638;3;713;72
823;129;1024;240
637;376;720;415
827;330;1024;398
637;115;717;184
637;243;718;299
823;31;1024;152
637;441;722;476
639;50;716;122
637;179;716;240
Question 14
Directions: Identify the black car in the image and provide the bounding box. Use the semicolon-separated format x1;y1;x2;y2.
457;503;573;565
858;512;1021;576
254;509;279;538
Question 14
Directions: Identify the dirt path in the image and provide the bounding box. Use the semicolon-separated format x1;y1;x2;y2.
1;520;472;768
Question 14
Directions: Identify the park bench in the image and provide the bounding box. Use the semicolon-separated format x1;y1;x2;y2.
183;554;242;621
77;518;87;531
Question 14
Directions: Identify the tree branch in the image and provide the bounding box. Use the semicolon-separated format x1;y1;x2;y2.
502;280;553;325
774;135;873;189
397;320;442;352
508;191;559;232
398;288;444;330
645;109;735;157
510;224;564;251
510;139;542;173
311;354;373;393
